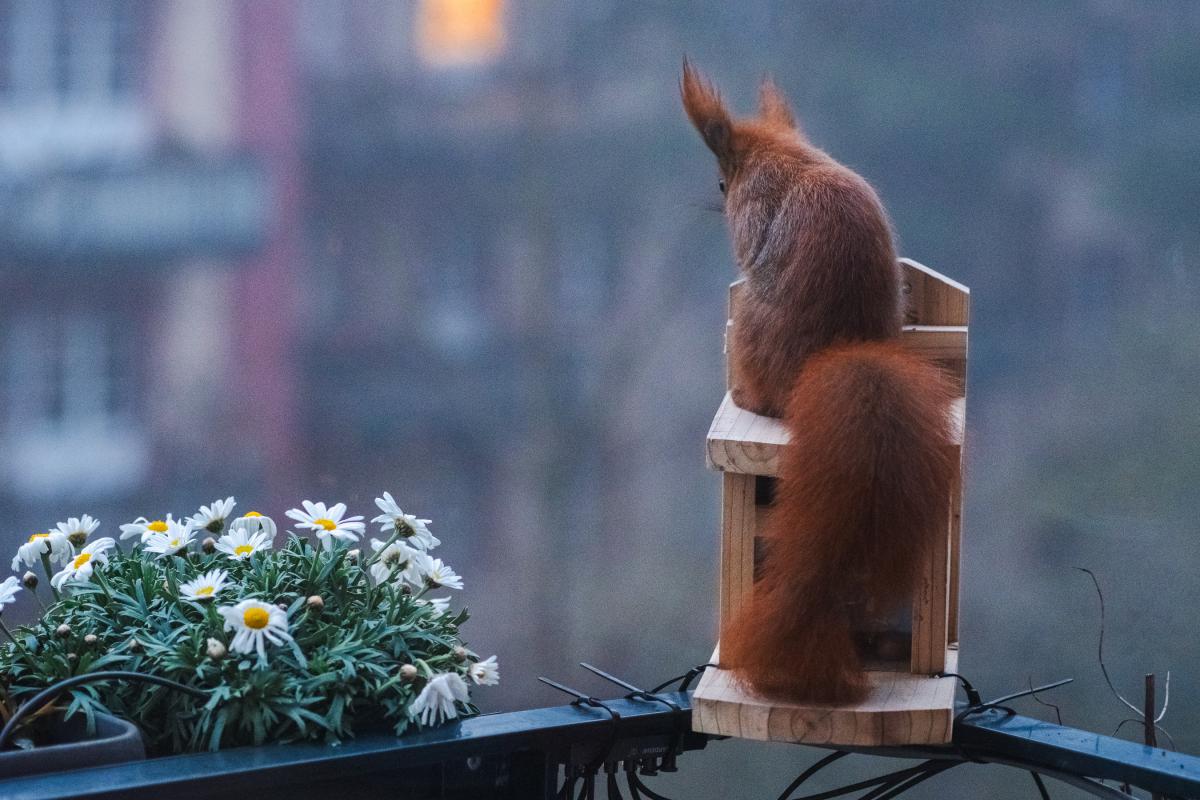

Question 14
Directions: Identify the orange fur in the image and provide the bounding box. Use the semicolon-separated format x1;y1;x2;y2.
682;61;956;704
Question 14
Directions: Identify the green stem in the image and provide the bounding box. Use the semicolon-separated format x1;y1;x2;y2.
94;568;116;605
40;553;61;602
163;557;180;597
361;525;409;572
0;618;16;644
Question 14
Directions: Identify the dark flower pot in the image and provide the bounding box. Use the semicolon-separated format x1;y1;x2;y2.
0;712;145;780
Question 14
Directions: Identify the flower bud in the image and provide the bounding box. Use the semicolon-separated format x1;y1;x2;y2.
67;531;88;547
128;638;142;653
202;537;217;554
306;595;324;611
206;638;226;660
400;664;418;682
453;646;469;662
277;602;289;611
83;634;98;646
55;624;71;638
399;584;412;596
21;571;37;590
346;549;360;563
66;652;77;663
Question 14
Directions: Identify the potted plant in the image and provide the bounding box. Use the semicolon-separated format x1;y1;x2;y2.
0;493;499;771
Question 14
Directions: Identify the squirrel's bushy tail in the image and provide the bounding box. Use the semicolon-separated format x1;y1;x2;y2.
720;340;956;704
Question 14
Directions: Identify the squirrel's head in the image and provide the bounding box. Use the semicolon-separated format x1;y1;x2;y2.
680;59;805;202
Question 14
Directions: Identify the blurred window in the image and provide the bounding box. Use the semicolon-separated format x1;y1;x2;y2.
2;310;147;499
2;0;139;103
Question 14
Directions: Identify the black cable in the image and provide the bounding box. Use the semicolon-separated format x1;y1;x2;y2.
626;763;644;800
937;671;983;707
631;772;677;800
856;768;926;800
1030;771;1052;800
557;767;577;800
776;751;850;800
0;670;209;750
607;770;625;800
870;761;960;800
985;679;1073;709
649;663;716;694
783;762;939;800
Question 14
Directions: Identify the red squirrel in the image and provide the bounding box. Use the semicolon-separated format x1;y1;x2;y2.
682;61;956;704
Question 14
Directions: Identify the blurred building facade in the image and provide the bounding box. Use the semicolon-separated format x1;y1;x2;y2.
0;1;293;524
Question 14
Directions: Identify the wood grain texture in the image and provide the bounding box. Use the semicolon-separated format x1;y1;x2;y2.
909;486;952;674
900;258;970;326
719;473;757;634
692;646;959;746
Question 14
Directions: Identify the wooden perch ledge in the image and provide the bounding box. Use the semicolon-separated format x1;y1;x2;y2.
707;392;966;476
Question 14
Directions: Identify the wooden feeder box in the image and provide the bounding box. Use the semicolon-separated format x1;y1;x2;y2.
691;258;969;747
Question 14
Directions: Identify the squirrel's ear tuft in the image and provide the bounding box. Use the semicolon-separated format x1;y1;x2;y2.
758;75;796;130
681;58;733;162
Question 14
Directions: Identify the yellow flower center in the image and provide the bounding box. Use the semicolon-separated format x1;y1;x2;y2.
244;511;262;518
72;553;91;569
194;586;215;597
169;538;182;548
313;518;337;531
243;607;270;629
28;533;50;543
234;544;255;556
147;520;168;533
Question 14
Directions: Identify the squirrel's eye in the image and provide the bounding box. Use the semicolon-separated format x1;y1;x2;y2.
718;179;727;194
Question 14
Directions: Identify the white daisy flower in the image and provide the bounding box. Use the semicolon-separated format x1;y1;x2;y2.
0;575;21;611
142;519;196;558
229;511;278;543
55;515;100;547
368;538;424;586
119;514;183;542
285;501;365;550
50;538;115;590
419;555;463;590
468;655;500;686
409;672;470;727
422;597;451;617
179;568;230;602
218;599;294;664
189;496;236;534
371;492;440;551
214;524;273;560
12;530;72;572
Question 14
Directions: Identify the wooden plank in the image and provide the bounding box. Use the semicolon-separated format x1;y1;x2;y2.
693;646;958;746
720;473;757;634
909;488;952;674
947;447;964;645
902;325;967;360
708;393;965;477
900;258;969;326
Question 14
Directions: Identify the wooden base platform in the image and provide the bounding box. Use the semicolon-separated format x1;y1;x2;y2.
691;647;959;747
